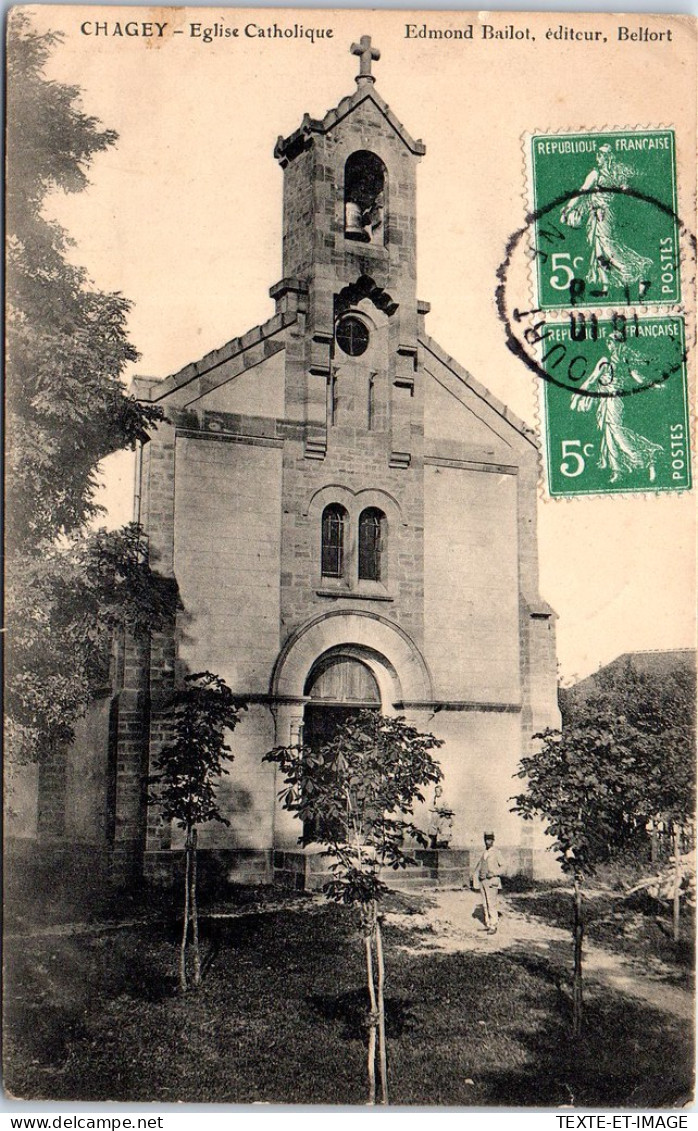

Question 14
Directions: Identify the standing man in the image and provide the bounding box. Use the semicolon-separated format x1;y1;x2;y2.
475;831;504;934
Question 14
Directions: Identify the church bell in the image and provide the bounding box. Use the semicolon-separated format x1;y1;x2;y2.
344;201;370;242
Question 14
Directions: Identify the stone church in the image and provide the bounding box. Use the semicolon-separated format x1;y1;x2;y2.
20;37;560;889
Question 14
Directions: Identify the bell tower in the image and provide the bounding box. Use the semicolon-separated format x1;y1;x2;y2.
271;37;426;467
113;32;559;889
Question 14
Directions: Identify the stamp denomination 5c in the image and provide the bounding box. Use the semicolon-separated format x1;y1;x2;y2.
530;130;680;310
541;315;691;497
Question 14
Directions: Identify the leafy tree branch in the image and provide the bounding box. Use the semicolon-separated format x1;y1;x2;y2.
265;710;443;1103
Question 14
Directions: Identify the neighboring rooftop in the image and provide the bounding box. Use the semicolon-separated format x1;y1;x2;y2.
572;649;696;694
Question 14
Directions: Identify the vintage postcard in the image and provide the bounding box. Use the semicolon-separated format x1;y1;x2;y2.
4;7;696;1110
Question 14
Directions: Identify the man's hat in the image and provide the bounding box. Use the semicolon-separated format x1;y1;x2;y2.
484;830;495;839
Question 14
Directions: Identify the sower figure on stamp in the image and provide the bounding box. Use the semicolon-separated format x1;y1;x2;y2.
474;831;504;935
559;144;652;289
570;333;664;484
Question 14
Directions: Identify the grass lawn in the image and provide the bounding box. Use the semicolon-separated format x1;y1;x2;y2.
507;884;696;985
4;896;694;1107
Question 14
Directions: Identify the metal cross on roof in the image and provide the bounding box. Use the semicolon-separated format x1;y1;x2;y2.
351;35;380;84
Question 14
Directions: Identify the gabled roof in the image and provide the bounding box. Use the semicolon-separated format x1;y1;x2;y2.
130;310;294;404
131;317;538;446
420;332;539;449
275;84;426;165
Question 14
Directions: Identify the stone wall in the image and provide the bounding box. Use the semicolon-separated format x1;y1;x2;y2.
194;348;286;418
65;697;113;844
279;428;426;652
425;708;526;856
139;435;283;869
167;705;276;853
173;435;283;694
5;761;39;839
423;464;520;703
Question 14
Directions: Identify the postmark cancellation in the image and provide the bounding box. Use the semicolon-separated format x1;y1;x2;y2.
516;126;692;499
528;129;680;311
540;315;691;498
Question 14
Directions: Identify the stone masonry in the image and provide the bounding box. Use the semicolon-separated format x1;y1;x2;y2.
18;38;560;892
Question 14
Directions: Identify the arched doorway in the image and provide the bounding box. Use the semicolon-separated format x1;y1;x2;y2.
302;653;382;842
269;612;433;854
303;653;381;754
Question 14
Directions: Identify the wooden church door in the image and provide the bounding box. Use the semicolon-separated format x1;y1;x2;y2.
302;656;381;840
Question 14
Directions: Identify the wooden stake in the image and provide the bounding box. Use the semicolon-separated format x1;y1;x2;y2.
572;874;584;1037
191;826;202;986
364;923;378;1105
673;825;681;944
375;911;389;1105
180;833;191;992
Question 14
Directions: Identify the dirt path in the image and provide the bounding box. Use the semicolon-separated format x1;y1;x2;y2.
385;887;694;1023
8;887;692;1024
4;895;314;942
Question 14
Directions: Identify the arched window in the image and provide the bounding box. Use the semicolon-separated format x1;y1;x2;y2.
321;504;347;578
344;151;386;245
304;656;381;706
358;508;386;582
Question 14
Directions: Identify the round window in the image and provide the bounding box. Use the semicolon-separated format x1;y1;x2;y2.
336;316;370;357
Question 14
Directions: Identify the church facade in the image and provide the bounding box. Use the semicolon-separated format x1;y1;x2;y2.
24;38;560;888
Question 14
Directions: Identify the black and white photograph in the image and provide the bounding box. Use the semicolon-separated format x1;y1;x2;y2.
4;6;696;1110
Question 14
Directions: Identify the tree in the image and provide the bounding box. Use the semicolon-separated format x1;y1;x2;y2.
149;673;246;992
6;12;161;550
561;658;695;835
513;655;696;1032
265;711;443;1104
512;723;644;1035
5;13;165;769
560;657;696;941
5;524;179;767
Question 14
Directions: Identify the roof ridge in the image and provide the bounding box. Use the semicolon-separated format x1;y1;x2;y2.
616;648;696;656
132;310;294;402
420;332;538;447
275;85;426;164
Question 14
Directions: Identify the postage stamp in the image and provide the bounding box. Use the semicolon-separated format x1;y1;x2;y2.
541;314;691;497
529;129;680;310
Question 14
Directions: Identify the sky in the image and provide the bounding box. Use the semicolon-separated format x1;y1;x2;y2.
25;4;697;681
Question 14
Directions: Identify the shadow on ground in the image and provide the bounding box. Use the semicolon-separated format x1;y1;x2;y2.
474;948;694;1108
308;988;415;1040
4;906;694;1106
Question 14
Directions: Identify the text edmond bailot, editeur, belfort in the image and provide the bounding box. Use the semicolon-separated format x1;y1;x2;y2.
403;23;674;42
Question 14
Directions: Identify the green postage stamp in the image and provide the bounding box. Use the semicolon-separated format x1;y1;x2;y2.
541;315;691;497
529;129;680;310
